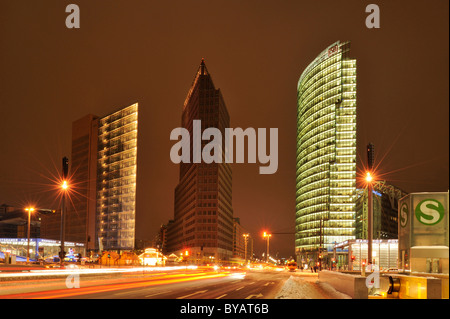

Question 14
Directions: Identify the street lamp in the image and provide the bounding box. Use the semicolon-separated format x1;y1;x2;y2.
366;171;374;268
60;179;69;267
25;207;35;264
60;156;69;268
243;234;249;264
366;142;375;269
263;232;272;264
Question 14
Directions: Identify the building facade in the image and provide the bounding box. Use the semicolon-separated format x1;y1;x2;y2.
97;103;138;251
66;114;99;250
166;60;234;262
233;218;251;262
356;181;408;240
295;41;357;263
40;103;139;253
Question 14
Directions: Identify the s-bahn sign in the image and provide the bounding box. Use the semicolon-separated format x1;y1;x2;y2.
398;192;449;250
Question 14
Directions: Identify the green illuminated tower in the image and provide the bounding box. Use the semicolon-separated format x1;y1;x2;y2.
295;41;357;264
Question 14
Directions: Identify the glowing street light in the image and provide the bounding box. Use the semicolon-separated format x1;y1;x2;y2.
25;207;35;264
366;142;376;269
60;156;69;268
263;232;272;264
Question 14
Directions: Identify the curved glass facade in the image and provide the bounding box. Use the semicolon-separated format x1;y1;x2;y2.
296;41;357;259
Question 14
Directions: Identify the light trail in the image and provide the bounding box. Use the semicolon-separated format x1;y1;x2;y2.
0;270;235;299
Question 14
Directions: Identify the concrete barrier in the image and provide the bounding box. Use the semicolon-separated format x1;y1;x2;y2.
318;270;368;299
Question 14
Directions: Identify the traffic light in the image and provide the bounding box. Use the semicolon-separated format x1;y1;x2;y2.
367;143;375;171
185;250;189;256
351;255;355;261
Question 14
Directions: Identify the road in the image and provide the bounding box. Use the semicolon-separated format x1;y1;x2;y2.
0;266;334;299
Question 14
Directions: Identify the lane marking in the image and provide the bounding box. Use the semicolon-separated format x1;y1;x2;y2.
245;293;263;299
235;286;244;291
176;290;208;299
145;290;172;298
215;294;227;299
114;290;139;296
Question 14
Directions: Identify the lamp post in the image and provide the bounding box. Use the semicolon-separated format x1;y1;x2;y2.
60;156;69;268
366;143;375;268
243;234;249;264
263;232;271;264
366;172;373;268
25;207;35;264
60;180;68;267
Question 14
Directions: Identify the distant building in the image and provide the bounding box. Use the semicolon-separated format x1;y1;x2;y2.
166;60;234;262
233;218;250;261
40;103;139;253
295;41;357;263
355;182;408;239
0;207;41;239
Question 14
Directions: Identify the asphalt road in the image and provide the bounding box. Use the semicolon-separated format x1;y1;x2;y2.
0;267;322;299
81;269;287;299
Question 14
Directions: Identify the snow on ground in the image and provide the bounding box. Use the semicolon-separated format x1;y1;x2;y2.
275;275;351;299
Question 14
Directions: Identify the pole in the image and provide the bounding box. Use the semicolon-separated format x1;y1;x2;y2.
60;157;69;268
60;193;66;267
244;235;248;264
319;220;322;271
368;185;373;267
266;236;270;263
26;209;31;264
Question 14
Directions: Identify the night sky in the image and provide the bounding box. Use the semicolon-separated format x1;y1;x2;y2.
0;1;448;258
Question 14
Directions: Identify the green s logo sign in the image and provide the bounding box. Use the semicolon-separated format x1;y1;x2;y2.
400;203;408;227
415;199;445;226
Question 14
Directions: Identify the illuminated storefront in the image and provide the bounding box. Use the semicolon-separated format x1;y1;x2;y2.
295;41;357;262
334;239;398;271
0;238;85;261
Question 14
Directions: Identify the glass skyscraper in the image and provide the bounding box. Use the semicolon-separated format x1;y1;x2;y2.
97;103;138;251
295;41;357;263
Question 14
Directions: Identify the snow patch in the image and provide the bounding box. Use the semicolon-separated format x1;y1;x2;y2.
275;276;351;299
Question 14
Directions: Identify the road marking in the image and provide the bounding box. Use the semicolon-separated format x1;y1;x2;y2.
176;290;208;299
145;290;172;298
263;282;269;286
114;290;138;296
245;293;263;299
235;286;244;291
215;294;227;299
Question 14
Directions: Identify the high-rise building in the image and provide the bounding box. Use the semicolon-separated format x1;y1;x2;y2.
295;41;357;263
166;59;234;262
47;103;139;253
66;114;99;250
97;103;138;251
355;182;408;239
